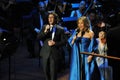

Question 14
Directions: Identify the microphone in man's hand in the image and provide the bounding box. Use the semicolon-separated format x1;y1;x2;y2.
49;25;53;31
46;25;52;32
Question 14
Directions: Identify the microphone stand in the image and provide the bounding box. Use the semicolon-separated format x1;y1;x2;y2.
77;40;83;80
76;30;85;80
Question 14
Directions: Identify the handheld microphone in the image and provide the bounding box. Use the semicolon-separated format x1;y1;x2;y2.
81;31;85;37
75;28;80;36
75;28;85;38
46;25;53;32
49;25;53;31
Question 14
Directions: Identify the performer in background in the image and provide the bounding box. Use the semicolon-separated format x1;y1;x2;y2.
68;16;101;80
25;1;48;58
70;0;86;18
33;1;48;32
96;31;108;68
37;12;66;80
96;31;112;80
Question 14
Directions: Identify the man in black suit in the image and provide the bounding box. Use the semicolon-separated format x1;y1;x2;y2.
37;12;66;80
107;12;120;80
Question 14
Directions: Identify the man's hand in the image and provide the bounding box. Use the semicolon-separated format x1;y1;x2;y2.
48;40;55;46
44;25;50;33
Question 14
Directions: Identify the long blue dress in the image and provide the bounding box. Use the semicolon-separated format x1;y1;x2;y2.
68;30;100;80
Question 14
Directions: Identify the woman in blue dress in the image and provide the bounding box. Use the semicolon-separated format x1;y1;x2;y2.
68;16;101;80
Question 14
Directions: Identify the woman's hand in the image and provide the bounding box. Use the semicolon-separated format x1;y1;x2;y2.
87;55;93;63
87;52;94;63
71;35;77;44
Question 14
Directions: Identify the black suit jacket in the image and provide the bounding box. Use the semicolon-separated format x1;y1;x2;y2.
106;12;120;80
107;24;120;64
37;24;66;60
107;24;120;80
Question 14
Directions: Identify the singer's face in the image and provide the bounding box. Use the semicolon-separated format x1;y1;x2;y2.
78;20;84;30
48;14;54;25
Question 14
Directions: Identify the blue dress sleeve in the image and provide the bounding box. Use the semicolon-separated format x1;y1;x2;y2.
68;30;77;47
88;38;98;52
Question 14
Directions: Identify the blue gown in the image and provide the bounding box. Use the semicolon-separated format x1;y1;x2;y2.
68;30;100;80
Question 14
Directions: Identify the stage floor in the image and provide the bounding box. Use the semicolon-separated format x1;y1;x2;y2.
0;41;70;80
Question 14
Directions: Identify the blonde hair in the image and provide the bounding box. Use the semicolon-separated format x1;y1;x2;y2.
77;16;90;32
